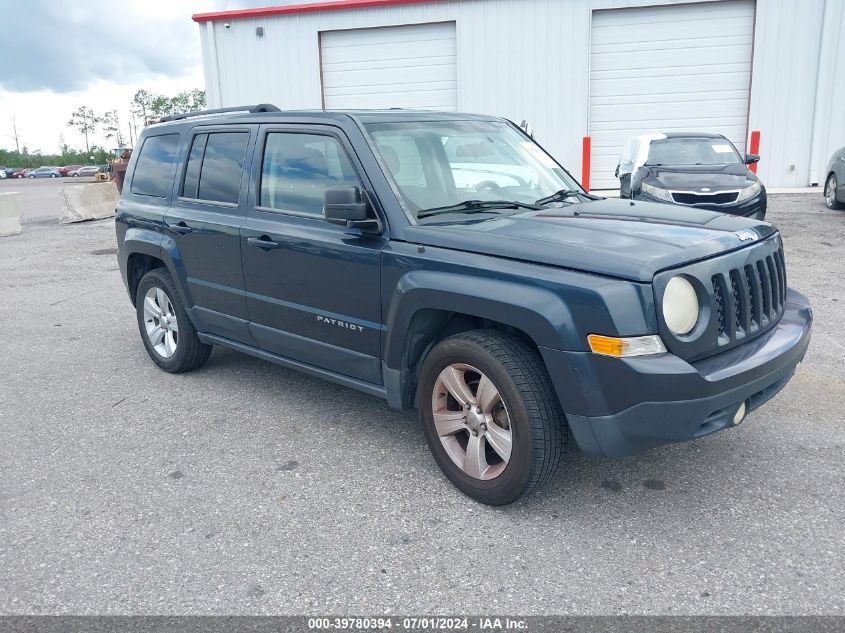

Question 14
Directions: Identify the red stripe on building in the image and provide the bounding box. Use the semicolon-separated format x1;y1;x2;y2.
193;0;439;23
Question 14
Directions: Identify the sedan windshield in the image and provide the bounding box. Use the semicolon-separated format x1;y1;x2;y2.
646;137;742;166
364;120;582;222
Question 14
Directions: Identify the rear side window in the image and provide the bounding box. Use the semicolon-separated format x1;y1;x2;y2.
259;132;360;215
181;131;249;204
131;134;180;198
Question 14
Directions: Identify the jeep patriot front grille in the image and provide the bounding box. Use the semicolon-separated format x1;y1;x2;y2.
710;244;786;345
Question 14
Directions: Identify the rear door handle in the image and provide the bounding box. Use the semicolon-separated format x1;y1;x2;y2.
169;221;192;235
247;235;280;250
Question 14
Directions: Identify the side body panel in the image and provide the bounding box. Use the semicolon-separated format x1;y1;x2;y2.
161;124;258;344
239;123;389;384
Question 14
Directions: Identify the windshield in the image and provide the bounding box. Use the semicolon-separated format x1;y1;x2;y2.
364;120;581;222
646;137;742;166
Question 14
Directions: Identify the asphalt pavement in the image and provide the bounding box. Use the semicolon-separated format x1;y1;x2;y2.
0;194;842;615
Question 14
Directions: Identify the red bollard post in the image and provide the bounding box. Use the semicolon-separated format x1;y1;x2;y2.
749;130;760;174
582;136;591;192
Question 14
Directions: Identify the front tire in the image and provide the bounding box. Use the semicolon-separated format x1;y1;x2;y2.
419;330;566;505
825;174;844;210
135;268;212;373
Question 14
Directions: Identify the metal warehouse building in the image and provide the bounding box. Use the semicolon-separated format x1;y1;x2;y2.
195;0;845;189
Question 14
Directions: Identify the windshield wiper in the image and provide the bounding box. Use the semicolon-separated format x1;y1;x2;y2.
417;199;541;219
535;189;601;206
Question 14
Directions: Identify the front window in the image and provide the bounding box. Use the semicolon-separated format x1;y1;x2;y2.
646;137;742;167
365;120;581;222
259;132;361;215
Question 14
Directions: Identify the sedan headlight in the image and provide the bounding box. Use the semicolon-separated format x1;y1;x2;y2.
736;180;762;203
663;276;699;335
641;181;673;202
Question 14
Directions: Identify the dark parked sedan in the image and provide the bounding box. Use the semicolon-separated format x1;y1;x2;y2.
616;132;766;220
824;146;845;210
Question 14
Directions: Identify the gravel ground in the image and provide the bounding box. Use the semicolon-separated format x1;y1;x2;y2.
0;194;842;615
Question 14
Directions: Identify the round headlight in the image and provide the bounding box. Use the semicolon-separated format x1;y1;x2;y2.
663;276;699;335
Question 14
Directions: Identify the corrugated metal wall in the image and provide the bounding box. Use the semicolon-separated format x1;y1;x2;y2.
198;0;842;188
809;0;845;186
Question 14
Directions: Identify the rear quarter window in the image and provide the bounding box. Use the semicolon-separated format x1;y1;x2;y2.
130;134;181;198
181;131;249;204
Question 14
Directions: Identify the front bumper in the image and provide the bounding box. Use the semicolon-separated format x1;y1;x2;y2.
541;289;812;457
636;190;767;220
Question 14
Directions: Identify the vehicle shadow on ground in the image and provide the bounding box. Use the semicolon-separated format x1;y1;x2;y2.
193;345;774;519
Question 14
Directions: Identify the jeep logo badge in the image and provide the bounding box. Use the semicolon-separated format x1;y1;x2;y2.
735;230;757;242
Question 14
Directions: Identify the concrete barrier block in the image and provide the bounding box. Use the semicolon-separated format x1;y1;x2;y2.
0;191;23;237
60;182;120;224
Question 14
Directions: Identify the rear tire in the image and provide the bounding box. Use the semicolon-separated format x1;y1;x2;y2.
135;268;212;373
825;174;844;210
419;330;566;505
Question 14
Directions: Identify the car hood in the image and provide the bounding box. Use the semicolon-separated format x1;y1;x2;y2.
641;163;755;190
403;198;777;282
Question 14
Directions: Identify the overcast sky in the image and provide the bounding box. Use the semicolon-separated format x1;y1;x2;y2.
0;0;219;155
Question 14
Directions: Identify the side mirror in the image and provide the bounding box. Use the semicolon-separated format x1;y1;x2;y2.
324;186;378;229
745;154;760;165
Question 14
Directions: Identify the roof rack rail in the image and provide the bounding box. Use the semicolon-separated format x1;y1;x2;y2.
158;103;281;123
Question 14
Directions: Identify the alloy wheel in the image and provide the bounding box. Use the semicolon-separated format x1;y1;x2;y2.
826;176;837;207
142;287;179;358
431;363;513;480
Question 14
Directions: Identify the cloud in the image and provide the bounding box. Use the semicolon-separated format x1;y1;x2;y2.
0;2;202;93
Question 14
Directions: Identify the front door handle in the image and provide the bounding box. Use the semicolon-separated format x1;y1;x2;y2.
247;235;280;250
170;221;192;235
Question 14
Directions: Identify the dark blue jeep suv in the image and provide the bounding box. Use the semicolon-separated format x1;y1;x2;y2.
116;106;812;505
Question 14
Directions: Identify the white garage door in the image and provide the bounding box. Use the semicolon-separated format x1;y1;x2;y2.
320;22;458;110
589;1;754;189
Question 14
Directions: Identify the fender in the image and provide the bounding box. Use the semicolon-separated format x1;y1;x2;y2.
119;228;194;328
384;270;581;371
121;226;162;260
118;226;163;301
158;232;196;311
381;270;589;410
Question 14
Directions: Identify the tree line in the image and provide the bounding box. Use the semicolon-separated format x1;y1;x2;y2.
0;89;206;169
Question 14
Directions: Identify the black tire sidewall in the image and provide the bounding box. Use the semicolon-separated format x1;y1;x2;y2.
135;269;196;372
419;337;535;505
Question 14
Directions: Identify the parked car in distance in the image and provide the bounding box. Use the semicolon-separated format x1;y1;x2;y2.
616;132;766;220
28;166;61;179
824;145;845;210
69;165;100;177
12;168;30;178
116;106;811;505
0;167;8;179
59;164;83;177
